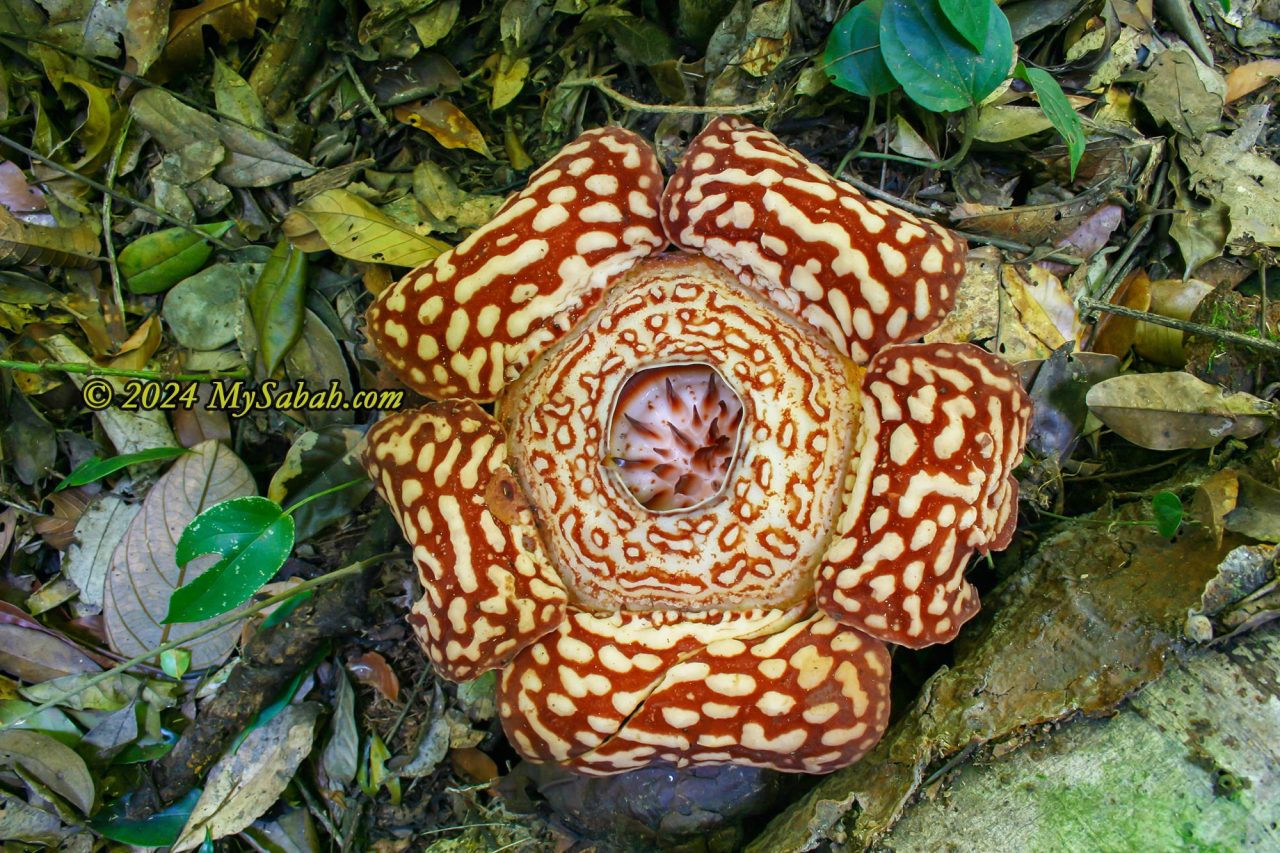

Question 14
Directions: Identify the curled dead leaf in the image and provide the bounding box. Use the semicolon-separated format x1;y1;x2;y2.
347;651;400;702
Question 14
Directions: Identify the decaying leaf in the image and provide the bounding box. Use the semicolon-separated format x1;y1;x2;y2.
36;334;180;456
174;702;319;850
266;424;371;543
1182;124;1280;249
347;651;399;702
283;188;447;267
64;493;141;609
1138;44;1225;138
1131;278;1214;366
1086;371;1275;450
161;263;256;351
1223;475;1280;543
103;440;256;669
0;729;95;814
320;669;357;787
0;206;98;268
0;622;102;684
163;0;287;65
393;98;492;157
1224;59;1280;104
131;90;313;187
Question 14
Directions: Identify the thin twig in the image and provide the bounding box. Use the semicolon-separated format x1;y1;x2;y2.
0;132;238;250
1078;296;1280;357
559;77;773;115
0;358;250;382
3;554;395;729
102;113;132;312
343;55;388;129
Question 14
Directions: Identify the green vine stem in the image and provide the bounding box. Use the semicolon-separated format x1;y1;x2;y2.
0;359;251;382
2;552;396;730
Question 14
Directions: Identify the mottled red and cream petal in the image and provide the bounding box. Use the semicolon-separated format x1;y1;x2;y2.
362;402;568;681
567;613;891;775
367;127;667;401
662;118;966;363
498;607;806;764
817;343;1032;648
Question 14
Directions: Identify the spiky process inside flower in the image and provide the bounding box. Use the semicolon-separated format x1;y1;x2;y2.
607;364;744;511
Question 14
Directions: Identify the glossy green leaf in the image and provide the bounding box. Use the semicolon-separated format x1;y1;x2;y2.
823;0;898;98
250;238;309;377
1152;491;1184;539
880;0;1013;112
1016;64;1087;179
91;789;200;846
163;496;295;624
118;222;234;294
939;0;989;52
55;446;188;492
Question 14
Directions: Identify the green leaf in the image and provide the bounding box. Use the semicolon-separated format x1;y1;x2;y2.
823;0;898;98
1152;491;1184;539
118;222;233;294
160;648;191;679
880;0;1013;112
1016;64;1087;179
939;0;989;52
163;496;295;624
55;446;188;492
250;239;309;377
91;789;201;846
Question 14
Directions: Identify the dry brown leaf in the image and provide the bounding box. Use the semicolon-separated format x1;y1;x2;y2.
0;623;102;684
450;747;498;783
1090;269;1150;358
393;98;492;158
1192;469;1241;549
108;315;163;371
0;206;98;268
347;651;400;702
34;488;95;551
1225;59;1280;104
163;0;287;66
1132;278;1214;366
103;440;255;670
1086;372;1276;450
171;385;233;448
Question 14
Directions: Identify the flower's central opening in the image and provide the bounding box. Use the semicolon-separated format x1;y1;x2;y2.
607;363;745;512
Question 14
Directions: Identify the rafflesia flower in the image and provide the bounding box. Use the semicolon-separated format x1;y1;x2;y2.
361;119;1032;775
